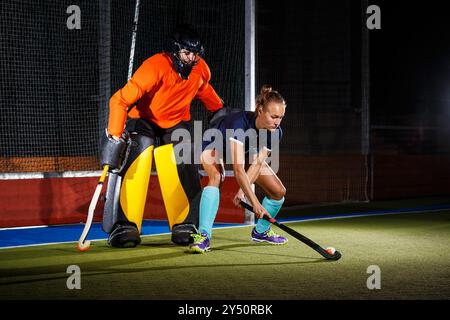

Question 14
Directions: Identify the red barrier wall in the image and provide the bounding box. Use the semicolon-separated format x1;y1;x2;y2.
0;175;243;228
2;155;449;227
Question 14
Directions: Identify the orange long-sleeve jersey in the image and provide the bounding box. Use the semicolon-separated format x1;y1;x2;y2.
108;53;223;137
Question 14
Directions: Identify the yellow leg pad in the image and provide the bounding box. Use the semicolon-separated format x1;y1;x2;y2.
120;145;154;233
154;144;190;229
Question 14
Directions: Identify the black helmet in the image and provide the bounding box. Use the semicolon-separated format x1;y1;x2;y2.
166;24;205;79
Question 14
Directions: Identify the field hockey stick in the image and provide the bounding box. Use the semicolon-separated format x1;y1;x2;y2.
77;165;109;251
240;201;342;260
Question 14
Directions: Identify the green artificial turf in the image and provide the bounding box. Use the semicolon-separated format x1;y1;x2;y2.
1;211;449;300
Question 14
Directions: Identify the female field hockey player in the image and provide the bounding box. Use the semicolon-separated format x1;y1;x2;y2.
189;85;287;253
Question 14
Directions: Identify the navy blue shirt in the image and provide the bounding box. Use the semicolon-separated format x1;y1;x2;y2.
202;111;282;162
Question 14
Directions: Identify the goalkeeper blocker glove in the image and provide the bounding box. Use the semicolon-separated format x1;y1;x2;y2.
99;129;130;170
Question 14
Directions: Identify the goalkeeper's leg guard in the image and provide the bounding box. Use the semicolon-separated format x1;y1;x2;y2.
154;143;202;246
103;134;154;248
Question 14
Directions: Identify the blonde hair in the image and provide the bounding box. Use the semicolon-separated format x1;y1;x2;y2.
255;85;286;111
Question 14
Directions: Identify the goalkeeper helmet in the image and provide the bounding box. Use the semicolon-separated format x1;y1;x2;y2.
166;24;205;79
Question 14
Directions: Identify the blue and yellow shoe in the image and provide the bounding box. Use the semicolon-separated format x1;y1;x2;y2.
188;233;211;253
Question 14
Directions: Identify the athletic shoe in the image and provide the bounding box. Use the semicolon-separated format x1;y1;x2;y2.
251;227;288;245
171;223;198;246
189;233;210;253
108;221;141;248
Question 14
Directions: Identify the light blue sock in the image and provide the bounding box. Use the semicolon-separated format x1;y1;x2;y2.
255;197;285;233
199;186;220;239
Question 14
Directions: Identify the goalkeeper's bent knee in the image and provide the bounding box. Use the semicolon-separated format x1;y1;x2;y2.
154;143;202;231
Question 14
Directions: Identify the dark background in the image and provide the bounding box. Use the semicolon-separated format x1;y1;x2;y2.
369;1;450;154
2;1;450;159
1;0;449;202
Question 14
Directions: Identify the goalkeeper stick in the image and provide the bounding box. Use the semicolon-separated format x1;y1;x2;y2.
77;165;109;251
126;0;140;114
127;0;140;81
240;201;342;260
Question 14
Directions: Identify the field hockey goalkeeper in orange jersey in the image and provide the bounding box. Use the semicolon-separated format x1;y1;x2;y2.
99;24;223;248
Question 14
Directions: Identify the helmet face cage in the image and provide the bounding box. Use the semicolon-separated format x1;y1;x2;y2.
174;44;202;67
172;32;204;66
166;25;205;79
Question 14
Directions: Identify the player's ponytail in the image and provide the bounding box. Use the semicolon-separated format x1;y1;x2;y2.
255;84;286;112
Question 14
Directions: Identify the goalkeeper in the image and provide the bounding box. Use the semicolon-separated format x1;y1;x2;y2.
189;85;288;253
100;24;223;248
